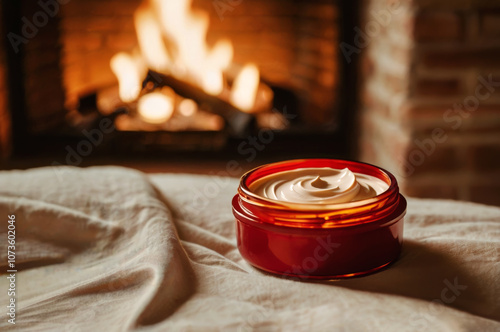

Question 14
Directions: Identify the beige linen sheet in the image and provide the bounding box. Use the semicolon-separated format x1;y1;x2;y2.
0;166;499;331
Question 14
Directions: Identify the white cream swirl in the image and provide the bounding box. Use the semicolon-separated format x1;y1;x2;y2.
249;167;388;204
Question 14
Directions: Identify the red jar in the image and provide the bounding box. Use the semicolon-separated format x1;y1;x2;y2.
232;159;406;279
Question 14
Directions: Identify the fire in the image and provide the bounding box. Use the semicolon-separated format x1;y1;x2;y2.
209;39;233;71
148;0;227;96
111;0;266;122
178;98;197;116
134;4;170;73
110;52;145;103
137;92;174;124
230;64;260;112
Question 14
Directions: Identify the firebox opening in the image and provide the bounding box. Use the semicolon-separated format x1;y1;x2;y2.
2;0;359;169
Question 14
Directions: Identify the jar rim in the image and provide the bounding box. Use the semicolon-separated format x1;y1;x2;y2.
238;158;399;212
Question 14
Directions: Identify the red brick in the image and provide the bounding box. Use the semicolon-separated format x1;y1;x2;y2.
461;105;500;132
467;144;500;172
402;182;459;200
64;33;102;52
405;104;500;123
402;104;444;122
196;0;296;17
24;48;62;74
414;0;500;10
23;23;61;52
401;139;461;177
297;37;336;56
27;87;65;108
105;33;137;50
297;20;337;39
357;0;500;206
61;17;135;33
25;67;62;91
423;47;500;68
480;10;500;37
309;84;336;104
210;16;294;33
26;93;64;116
28;111;67;134
414;11;463;42
62;0;139;17
318;70;336;88
414;78;463;97
470;184;500;206
300;2;338;20
296;51;337;71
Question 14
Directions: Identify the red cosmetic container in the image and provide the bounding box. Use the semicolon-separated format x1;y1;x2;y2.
232;159;407;279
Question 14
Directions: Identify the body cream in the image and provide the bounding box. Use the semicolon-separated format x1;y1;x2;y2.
249;167;389;205
232;159;407;279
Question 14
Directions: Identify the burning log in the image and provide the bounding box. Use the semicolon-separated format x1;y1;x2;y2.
143;70;273;134
104;0;275;136
146;70;272;111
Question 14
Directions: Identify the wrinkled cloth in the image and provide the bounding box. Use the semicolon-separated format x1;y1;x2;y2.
0;166;499;331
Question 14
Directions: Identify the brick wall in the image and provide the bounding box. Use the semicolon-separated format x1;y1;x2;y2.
60;0;138;108
358;0;500;205
60;0;339;125
202;0;339;124
0;2;11;158
21;1;66;134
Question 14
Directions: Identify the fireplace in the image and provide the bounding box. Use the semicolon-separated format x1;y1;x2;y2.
1;0;353;159
1;0;499;206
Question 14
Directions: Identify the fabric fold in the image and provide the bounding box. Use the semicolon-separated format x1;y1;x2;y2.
0;168;499;331
0;167;194;331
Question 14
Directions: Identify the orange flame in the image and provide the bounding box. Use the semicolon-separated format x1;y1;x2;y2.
110;52;145;103
138;92;174;123
111;0;262;114
231;64;260;112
